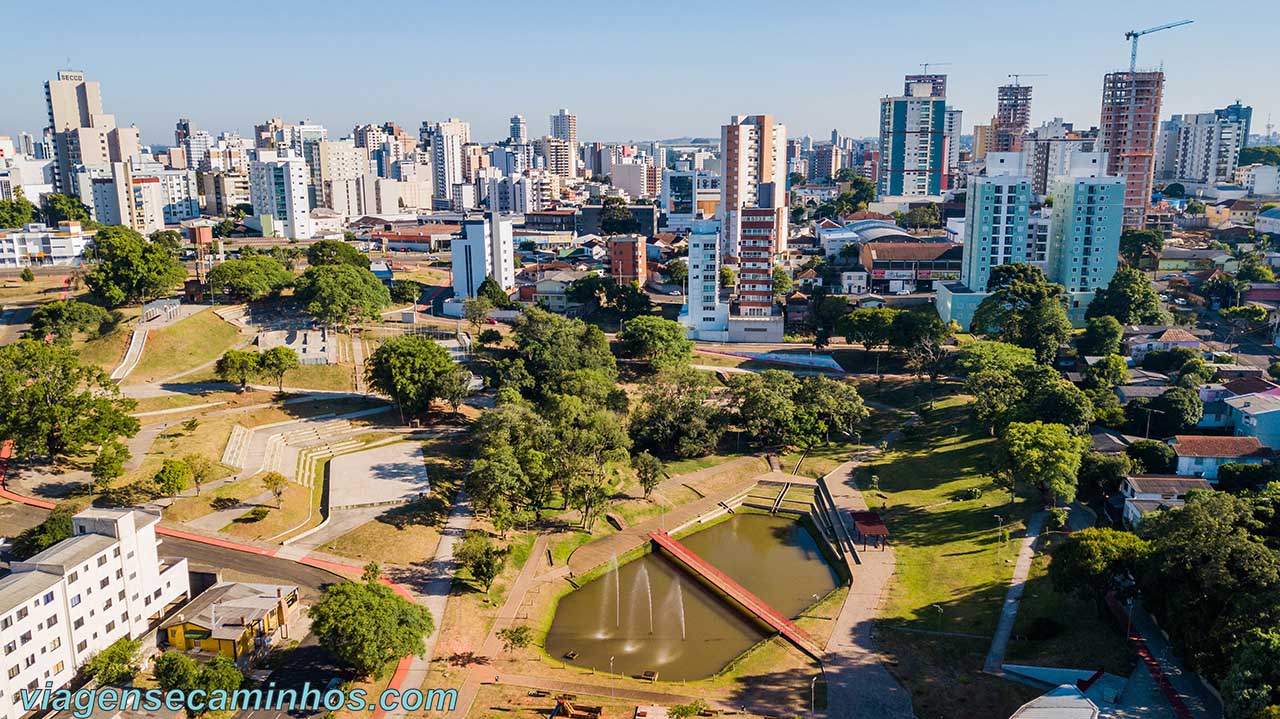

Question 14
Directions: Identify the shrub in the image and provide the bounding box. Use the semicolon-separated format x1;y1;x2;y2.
1046;508;1069;531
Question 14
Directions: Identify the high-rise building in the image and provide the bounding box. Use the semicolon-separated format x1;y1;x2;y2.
75;159;198;234
993;84;1033;152
44;71;139;194
1155;112;1246;185
1047;155;1125;294
510;115;527;144
1023;119;1097;195
174;118;195;146
422;118;470;202
959;152;1036;292
200;171;251;216
661;169;720;233
944;108;964;181
810;144;842;181
1215;101;1253;147
735;207;779;318
550;108;577;145
314;140;369;210
452;213;514;298
0;508;189;719
878;81;948;198
680;219;729;339
249;149;313;238
18;132;36;158
1098;70;1164;227
608;234;647;284
720;114;788;258
533;136;575;179
904;74;947;98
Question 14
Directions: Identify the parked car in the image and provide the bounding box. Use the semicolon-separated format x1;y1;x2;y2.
668;289;682;296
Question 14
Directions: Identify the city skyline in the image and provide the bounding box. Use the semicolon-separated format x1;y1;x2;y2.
3;0;1277;146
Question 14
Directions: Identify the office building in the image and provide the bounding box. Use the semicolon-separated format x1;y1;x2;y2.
510;115;527;144
1155;112;1246;185
422;118;470;202
608;234;647;284
878;81;948;198
452;213;514;298
201;171;251;217
249;150;313;238
550;108;577;144
661;169;720;233
0;508;190;719
1098;70;1164;227
938;151;1123;329
44;71;140;195
720;114;788;258
611;159;659;199
0;221;93;267
994;84;1033;152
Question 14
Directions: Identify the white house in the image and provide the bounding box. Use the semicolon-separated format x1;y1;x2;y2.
1168;435;1271;480
1120;474;1213;526
0;509;189;719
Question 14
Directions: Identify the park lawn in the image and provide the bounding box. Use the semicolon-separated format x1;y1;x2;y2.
221;482;313;541
124;308;242;384
1005;535;1136;676
0;273;69;300
281;362;355;391
779;440;858;479
73;306;141;370
164;474;267;524
320;437;466;566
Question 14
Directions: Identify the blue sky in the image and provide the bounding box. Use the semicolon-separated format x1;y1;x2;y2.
3;0;1276;146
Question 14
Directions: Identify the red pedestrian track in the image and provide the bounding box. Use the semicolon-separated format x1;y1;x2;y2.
1106;593;1193;719
648;530;822;659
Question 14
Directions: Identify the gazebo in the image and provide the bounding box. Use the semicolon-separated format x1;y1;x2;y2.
850;510;889;550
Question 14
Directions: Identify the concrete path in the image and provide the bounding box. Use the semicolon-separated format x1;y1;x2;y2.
1118;599;1222;719
186;491;276;532
351;332;367;394
383;487;475;719
984;511;1046;674
284;506;384;552
821;460;916;719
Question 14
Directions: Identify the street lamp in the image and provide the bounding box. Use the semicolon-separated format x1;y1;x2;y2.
609;656;615;697
932;604;944;632
994;514;1004;543
810;676;818;718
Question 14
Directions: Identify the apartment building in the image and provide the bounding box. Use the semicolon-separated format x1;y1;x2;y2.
878;81;948;198
200;171;251;216
1155;112;1246;185
452;213;514;298
249;150;313;239
0;509;189;719
608;234;647;284
720;114;788;258
422;118;470;202
0;221;93;267
1098;71;1164;227
993;84;1033;152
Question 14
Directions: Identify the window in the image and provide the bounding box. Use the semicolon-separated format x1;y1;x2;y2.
0;617;9;631
18;633;31;645
48;638;60;651
69;595;80;608
6;666;16;680
76;641;87;653
46;616;56;628
15;608;27;621
96;556;107;567
99;578;109;589
41;593;53;605
73;618;83;629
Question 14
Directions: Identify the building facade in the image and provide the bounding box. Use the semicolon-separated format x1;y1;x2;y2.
608;234;647;284
249;150;313;238
1155;112;1245;185
0;221;93;267
720;114;788;257
452;213;514;298
878;81;948;198
1098;71;1164;227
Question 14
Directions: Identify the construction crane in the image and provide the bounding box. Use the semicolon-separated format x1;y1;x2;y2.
917;62;951;75
1006;73;1047;86
1124;20;1193;72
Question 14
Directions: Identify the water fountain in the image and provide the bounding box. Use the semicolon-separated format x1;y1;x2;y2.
610;553;620;628
674;580;687;641
637;564;654;634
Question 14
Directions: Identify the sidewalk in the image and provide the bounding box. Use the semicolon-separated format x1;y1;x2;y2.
984;511;1046;674
1108;595;1222;719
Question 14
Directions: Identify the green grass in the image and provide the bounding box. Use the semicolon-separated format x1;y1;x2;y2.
73;307;141;370
125;308;242;384
281;362;355;391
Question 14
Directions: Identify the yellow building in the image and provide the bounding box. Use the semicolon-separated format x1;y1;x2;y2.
162;582;298;662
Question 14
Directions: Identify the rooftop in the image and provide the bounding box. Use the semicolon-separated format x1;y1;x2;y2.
1224;393;1280;416
1169;435;1271;458
161;581;297;641
1125;475;1213;495
1224;377;1280;396
17;533;116;570
0;568;63;617
862;241;961;262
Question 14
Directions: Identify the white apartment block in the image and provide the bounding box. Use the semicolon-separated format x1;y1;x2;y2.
661;169;720;233
423;119;470;202
452;213;514;298
1156;112;1245;185
944;107;964;181
74;160;196;235
0;222;93;267
533;136;575;179
0;509;189;719
315;140;369;210
484;174;533;214
249;150;314;238
680;218;729;340
1237;164;1280;196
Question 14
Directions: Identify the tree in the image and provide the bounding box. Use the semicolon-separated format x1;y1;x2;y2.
1238;261;1276;283
293;264;391;328
966;369;1025;434
1049;527;1150;606
258;346;300;391
364;334;457;418
306;239;370;268
1119;228;1165;266
1126;439;1175;473
181;454;214;496
1076;452;1132;503
92;440;130;492
477;275;514;308
802;375;868;441
838;307;898;354
788;171;807;188
207;255;293;301
670;700;710;719
1203;274;1252;308
438;364;472;416
260;471;288;508
666;258;687;286
463;296;495;332
1087;268;1167;325
195;655;243;707
390;279;424;304
20;266;34;282
1186;199;1207;215
10;506;73;560
84;226;187;307
153;651;199;691
1001;421;1088;504
154;459;191;498
1240;146;1280;166
1162;183;1186;198
510;308;618;397
772;265;793;301
1085;354;1129;391
617;316;693;370
0;187;38;228
0;340;139;460
85;638;141;685
1224;629;1280;719
478;328;502;346
41;193;92;225
309;578;434;678
149;229;183;256
600;196;640;235
719;264;736;288
887;309;950;352
1126;387;1203;437
212;218;235;238
1077;316;1124;357
215;349;261;389
630;366;725;459
631;451;664;499
455;531;506;592
972;266;1071;364
26;300;113;341
898;204;941;230
497;625;534;656
1223;304;1270;343
954;340;1036;376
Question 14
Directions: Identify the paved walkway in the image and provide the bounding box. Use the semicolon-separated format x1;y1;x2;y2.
1109;595;1221;719
186;491;275;532
820;459;916;719
984;511;1046;675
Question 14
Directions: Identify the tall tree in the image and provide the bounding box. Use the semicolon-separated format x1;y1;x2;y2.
207;255;294;301
258;346;301;391
629;366;724;459
1001;420;1088;504
617;316;693;370
0;187;38;228
838;307;899;353
305;239;370;268
25;300;113;341
954;340;1036;376
85;226;187;307
454;530;507;591
1086;268;1167;324
363;334;457;418
1077;316;1124;356
294;264;391;328
631;451;664;499
308;578;434;678
972;265;1071;364
214;349;261;389
463;296;494;331
0;340;139;460
1049;527;1150;607
1119;228;1165;266
41;193;92;225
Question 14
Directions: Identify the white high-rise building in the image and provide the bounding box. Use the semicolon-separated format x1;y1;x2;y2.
533;136;575;179
452;213;514;298
0;508;189;719
944;107;964;182
878;80;948;198
250;149;313;238
314;140;369;210
679;218;729;340
75;159;198;234
549;109;578;177
422;118;470;202
509;115;527;144
1155;112;1246;185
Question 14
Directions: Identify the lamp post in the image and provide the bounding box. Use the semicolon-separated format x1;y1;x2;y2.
932;603;944;632
609;655;615;697
810;675;818;718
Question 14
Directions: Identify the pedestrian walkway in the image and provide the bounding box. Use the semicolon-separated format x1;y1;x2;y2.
984;511;1046;675
185;490;275;532
1107;595;1221;719
820;459;915;719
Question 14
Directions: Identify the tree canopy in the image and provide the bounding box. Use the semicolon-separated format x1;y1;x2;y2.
1086;268;1166;325
85;226;187;307
306;239;370;268
1119;228;1165;266
1001;420;1088;504
294;263;391;327
25;299;113;341
308;578;434;679
363;334;458;418
207;255;294;301
618;316;693;370
971;265;1071;364
0;187;38;228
